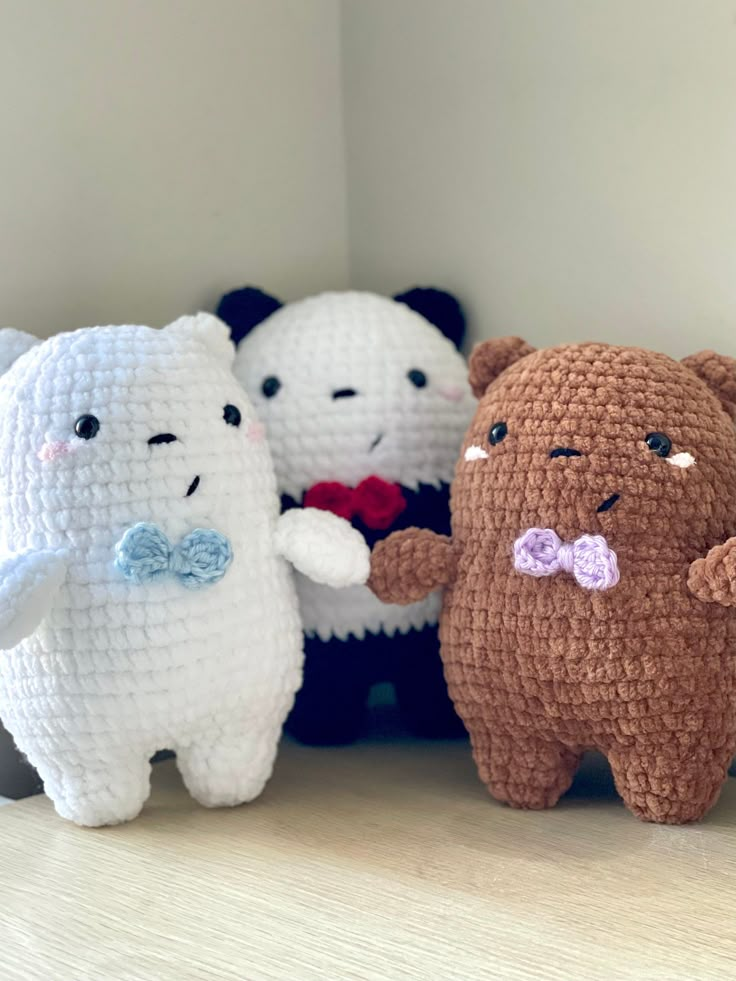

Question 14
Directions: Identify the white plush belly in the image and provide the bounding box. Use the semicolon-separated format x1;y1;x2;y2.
0;553;304;749
295;573;441;641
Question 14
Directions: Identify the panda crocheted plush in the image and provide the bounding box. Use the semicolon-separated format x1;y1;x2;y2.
370;338;736;824
216;287;473;744
0;315;368;826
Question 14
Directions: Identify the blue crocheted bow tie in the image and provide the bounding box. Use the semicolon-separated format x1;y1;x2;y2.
114;522;233;590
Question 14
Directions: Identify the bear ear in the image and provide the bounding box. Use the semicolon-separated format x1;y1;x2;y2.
0;328;40;376
468;337;536;399
165;313;235;367
394;287;465;349
216;286;283;347
681;350;736;420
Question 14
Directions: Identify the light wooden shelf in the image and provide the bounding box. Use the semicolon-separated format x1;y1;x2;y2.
1;735;735;980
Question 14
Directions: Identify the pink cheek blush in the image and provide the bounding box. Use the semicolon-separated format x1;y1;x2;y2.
37;440;75;462
438;385;465;403
247;421;266;443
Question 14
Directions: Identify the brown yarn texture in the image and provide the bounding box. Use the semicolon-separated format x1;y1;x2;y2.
371;340;736;823
367;530;456;605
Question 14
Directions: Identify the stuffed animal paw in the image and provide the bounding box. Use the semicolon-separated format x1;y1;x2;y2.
688;537;736;606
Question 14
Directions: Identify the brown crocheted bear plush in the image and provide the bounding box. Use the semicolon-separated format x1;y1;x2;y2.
370;339;736;824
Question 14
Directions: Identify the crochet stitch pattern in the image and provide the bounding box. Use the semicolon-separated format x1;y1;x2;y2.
513;528;620;591
217;287;473;744
115;523;233;588
370;338;736;824
0;314;369;826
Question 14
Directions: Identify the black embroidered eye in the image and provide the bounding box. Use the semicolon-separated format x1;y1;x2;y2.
645;432;672;458
407;369;427;388
223;404;241;427
261;376;281;399
74;414;100;440
489;422;508;445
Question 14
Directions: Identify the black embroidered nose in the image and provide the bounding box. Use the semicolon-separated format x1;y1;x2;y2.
148;433;177;445
550;447;582;459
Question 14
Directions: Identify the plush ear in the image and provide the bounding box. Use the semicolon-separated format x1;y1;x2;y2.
0;328;39;376
468;337;536;399
165;313;235;368
682;350;736;420
216;287;282;347
394;287;465;349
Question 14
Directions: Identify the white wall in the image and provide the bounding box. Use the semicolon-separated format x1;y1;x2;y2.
342;0;736;357
4;0;736;355
0;0;348;336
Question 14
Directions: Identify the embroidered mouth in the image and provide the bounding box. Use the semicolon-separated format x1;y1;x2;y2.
549;447;582;459
369;433;384;452
597;493;620;514
185;475;200;498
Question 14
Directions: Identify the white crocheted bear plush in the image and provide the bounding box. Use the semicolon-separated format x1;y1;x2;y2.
216;287;473;744
0;314;368;826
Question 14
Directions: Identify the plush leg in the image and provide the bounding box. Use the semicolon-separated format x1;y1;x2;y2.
176;721;283;808
470;726;582;809
608;738;733;824
393;625;466;738
285;633;374;745
33;749;151;827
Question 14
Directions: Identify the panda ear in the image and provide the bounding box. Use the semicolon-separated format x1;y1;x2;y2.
216;287;283;347
165;313;235;367
468;337;535;399
681;350;736;420
0;328;40;375
394;287;465;349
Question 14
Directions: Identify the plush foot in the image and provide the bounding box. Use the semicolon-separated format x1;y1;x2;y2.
471;728;582;810
35;753;152;827
393;625;466;739
286;691;368;745
285;633;372;746
608;741;732;824
176;724;282;808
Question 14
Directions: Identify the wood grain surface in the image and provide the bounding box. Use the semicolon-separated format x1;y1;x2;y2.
1;736;735;980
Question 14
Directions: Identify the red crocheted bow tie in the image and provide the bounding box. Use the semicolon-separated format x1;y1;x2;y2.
304;476;406;530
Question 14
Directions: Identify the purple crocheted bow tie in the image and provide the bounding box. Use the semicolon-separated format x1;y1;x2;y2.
513;528;620;591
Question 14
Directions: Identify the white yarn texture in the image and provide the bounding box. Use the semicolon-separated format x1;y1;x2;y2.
233;291;473;640
274;509;370;587
0;314;368;826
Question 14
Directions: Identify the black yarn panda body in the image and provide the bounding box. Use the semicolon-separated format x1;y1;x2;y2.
281;481;463;744
217;285;470;745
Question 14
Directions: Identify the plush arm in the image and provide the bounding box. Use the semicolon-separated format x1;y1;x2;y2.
368;528;457;605
688;538;736;607
274;508;370;588
0;550;67;649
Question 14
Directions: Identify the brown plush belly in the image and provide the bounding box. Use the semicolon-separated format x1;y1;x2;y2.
439;588;736;746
